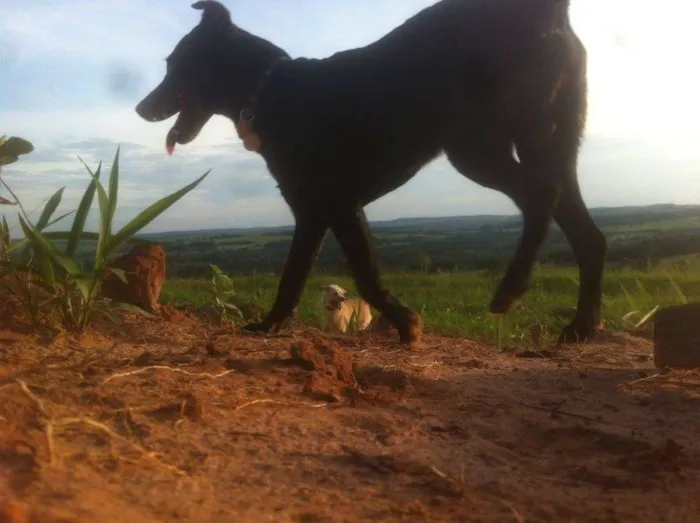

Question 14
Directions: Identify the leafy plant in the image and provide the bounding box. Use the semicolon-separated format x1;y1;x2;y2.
210;263;243;324
0;135;34;169
1;136;77;325
2;142;210;332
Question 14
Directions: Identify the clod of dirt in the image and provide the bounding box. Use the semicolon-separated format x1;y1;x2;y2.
289;340;357;402
160;305;196;325
180;392;202;421
133;352;155;366
204;341;223;357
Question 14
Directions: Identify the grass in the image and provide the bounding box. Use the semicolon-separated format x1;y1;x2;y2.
161;265;700;347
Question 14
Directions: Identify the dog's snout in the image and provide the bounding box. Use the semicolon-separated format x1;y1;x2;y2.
135;79;180;123
135;100;152;120
135;100;164;122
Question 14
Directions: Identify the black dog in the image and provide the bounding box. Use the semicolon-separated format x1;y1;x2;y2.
136;0;606;346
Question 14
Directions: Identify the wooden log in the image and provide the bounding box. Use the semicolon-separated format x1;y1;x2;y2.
653;303;700;368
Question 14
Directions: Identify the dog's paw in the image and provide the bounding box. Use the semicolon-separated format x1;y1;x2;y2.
241;321;271;334
557;321;601;345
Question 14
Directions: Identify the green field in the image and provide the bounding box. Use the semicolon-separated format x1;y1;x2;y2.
20;202;700;345
161;266;697;347
122;203;700;279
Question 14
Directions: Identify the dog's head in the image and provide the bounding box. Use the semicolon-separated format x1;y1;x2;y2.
136;1;273;155
320;284;348;310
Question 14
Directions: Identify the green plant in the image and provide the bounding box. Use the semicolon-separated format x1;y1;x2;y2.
1;136;78;325
345;305;360;333
210;263;243;324
3;143;210;332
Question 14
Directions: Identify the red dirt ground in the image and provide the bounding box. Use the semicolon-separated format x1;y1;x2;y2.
1;305;700;522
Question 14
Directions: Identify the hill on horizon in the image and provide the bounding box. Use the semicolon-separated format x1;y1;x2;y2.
141;203;700;239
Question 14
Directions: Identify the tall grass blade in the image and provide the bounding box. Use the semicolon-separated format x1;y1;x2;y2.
634;278;653;308
45;210;75;230
619;282;638;311
67;160;101;257
105;170;210;255
0;215;9;258
94;178;110;267
18;215;82;277
79;156;110;269
40;250;56;287
664;270;689;305
106;146;120;232
35;187;65;231
635;305;659;329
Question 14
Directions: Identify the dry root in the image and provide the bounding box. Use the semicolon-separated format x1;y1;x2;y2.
234;398;328;411
1;379;187;476
101;365;237;385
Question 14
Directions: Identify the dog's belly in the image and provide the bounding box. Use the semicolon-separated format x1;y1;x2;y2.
357;152;442;206
268;127;443;213
324;121;444;206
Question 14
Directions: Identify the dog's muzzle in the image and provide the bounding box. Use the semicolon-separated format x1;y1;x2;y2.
135;79;179;123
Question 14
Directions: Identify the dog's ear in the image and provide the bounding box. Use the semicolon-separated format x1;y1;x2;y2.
192;1;232;29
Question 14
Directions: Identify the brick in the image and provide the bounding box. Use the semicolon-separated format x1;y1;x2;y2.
653;303;700;368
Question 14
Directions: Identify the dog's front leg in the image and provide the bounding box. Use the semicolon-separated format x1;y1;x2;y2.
243;218;328;334
330;208;422;345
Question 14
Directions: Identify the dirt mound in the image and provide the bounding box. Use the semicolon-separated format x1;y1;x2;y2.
1;313;700;522
290;339;357;402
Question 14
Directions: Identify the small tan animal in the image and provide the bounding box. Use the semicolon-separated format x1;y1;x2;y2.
320;284;372;333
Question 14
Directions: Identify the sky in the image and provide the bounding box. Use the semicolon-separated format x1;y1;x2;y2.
0;0;698;233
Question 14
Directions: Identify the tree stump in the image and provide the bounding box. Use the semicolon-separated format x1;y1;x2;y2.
653;303;700;368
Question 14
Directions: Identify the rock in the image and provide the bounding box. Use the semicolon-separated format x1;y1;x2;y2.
290;339;357;402
101;244;166;313
653;303;700;368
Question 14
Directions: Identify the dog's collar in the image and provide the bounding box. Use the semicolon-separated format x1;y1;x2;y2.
239;56;290;124
235;55;290;152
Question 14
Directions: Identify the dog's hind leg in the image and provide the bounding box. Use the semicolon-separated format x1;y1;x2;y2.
330;208;422;345
243;218;328;333
506;42;605;344
549;66;606;343
554;177;606;343
445;133;561;314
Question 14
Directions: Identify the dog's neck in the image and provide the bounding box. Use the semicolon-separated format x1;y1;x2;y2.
220;30;290;123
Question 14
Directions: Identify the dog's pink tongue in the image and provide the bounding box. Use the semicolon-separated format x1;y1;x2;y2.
166;129;178;156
